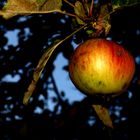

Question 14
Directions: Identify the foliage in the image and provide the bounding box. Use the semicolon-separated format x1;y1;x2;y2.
0;0;140;139
0;0;62;19
112;0;140;9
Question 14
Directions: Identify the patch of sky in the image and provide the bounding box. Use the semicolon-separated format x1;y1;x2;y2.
38;94;45;101
0;0;6;7
135;55;140;64
116;40;123;44
9;104;14;110
44;89;58;112
18;69;24;74
45;82;53;90
121;117;127;121
60;18;66;24
34;106;44;114
1;74;21;83
16;47;21;52
4;29;20;50
71;39;80;49
6;96;12;101
55;105;62;115
35;91;60;114
43;83;48;89
46;33;61;47
114;110;120;117
5;117;11;122
128;91;133;99
47;38;52;46
136;29;140;35
87;116;96;126
17;16;32;23
52;33;60;39
23;27;32;41
94;0;99;4
0;25;4;30
110;105;123;118
53;52;86;104
0;104;11;114
25;62;32;68
106;37;112;41
14;115;22;120
114;116;127;123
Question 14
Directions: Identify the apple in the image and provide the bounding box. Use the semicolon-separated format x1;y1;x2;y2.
69;39;135;95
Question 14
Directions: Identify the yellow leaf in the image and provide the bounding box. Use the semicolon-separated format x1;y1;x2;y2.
74;1;86;25
92;104;113;128
0;0;62;19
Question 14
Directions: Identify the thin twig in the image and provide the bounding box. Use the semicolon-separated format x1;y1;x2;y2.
50;74;63;103
89;0;94;17
63;0;75;8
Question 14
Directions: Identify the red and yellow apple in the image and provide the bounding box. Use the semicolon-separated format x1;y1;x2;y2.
69;39;135;95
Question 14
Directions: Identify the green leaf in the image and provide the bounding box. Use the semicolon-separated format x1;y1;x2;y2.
112;0;140;10
92;104;113;128
23;23;87;105
0;0;62;19
74;1;86;25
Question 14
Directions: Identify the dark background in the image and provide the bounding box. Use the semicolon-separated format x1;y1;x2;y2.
0;1;140;140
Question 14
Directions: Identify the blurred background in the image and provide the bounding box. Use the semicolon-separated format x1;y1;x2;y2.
0;0;140;140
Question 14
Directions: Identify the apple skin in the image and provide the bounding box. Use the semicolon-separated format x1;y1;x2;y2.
69;39;135;95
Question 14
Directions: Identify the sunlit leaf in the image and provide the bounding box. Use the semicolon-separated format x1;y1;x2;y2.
74;1;86;25
0;0;62;19
23;23;87;105
40;0;62;11
112;0;140;10
92;104;113;128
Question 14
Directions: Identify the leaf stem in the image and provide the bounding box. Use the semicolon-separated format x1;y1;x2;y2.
1;9;79;18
